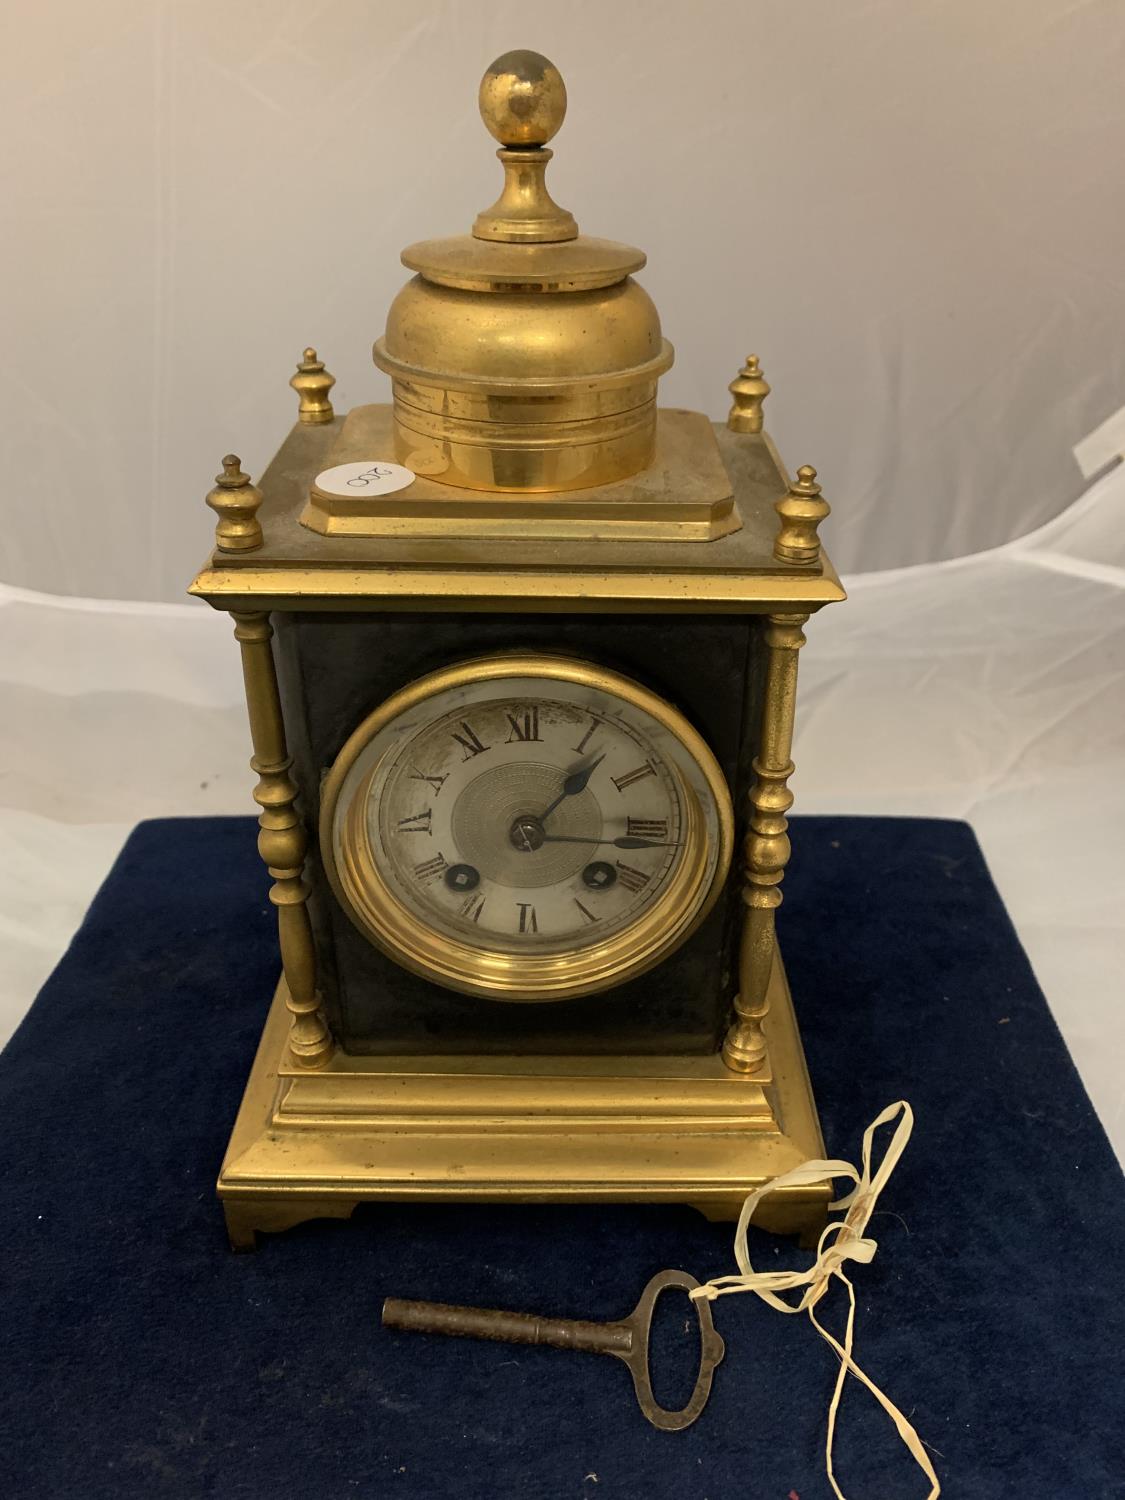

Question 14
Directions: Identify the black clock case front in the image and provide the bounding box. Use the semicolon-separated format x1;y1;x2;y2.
274;608;766;1056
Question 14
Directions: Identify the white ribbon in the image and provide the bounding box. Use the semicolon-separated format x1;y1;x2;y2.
691;1101;940;1500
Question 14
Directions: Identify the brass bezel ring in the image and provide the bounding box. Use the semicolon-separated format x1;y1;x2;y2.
319;654;734;1003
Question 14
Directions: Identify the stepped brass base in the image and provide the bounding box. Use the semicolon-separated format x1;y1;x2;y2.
218;957;829;1251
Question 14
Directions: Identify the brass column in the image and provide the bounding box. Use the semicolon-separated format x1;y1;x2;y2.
231;611;334;1070
722;611;809;1074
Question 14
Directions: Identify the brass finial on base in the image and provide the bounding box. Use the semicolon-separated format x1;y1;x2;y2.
473;50;577;243
290;348;336;424
727;354;770;433
774;465;830;565
206;455;264;553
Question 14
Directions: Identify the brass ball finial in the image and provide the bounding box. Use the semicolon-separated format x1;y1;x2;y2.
478;50;567;147
473;50;577;243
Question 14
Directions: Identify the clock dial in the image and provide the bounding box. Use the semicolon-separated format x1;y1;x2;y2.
377;695;684;949
322;655;734;1001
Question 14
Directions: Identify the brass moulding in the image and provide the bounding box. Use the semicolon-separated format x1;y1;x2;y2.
217;954;829;1251
300;405;739;542
402;235;645;294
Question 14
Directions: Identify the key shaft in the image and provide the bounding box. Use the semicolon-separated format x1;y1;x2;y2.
382;1297;632;1354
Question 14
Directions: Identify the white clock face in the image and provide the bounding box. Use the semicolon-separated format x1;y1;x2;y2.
375;690;686;949
323;657;734;1001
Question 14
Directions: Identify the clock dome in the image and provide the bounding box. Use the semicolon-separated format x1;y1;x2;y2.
372;49;674;493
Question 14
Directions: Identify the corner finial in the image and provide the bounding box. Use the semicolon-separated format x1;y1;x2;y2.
774;464;830;566
205;455;264;553
473;51;577;243
290;348;336;425
727;354;771;434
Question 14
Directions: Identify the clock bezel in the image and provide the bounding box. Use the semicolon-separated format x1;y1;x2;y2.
318;652;735;1002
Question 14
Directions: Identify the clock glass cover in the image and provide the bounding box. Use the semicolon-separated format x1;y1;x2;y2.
321;655;734;1001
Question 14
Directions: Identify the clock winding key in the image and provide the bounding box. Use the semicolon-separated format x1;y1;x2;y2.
381;1268;725;1431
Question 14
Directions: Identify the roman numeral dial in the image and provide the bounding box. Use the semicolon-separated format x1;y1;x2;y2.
626;817;668;840
324;658;733;1002
413;853;447;882
379;694;688;945
505;707;541;742
612;762;657;793
451;722;489;761
397;809;432;834
615;862;651;894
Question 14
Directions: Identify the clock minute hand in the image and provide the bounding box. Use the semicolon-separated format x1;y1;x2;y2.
538;753;606;823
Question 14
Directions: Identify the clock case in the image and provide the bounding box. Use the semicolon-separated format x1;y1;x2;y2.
192;411;843;1250
282;609;745;1056
189;51;846;1249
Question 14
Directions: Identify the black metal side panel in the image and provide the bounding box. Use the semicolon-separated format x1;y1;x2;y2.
273;611;763;1055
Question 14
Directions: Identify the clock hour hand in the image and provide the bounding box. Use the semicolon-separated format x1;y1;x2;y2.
540;833;683;850
538;753;606;823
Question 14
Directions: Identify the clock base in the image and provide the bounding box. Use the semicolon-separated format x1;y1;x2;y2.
218;958;829;1251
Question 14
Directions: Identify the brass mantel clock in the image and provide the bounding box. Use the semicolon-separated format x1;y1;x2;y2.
190;51;844;1251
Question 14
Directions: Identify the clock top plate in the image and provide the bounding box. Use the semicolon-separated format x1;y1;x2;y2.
189;405;844;615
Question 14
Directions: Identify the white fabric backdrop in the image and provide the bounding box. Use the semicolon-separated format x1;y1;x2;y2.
3;0;1125;598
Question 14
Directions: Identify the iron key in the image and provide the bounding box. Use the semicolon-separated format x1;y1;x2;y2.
381;1268;724;1430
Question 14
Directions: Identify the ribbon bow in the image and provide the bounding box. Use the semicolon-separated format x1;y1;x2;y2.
691;1101;939;1500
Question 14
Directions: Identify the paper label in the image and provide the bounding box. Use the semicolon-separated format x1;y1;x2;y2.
1073;402;1125;480
314;460;415;497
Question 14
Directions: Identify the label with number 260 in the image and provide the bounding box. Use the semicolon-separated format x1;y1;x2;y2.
314;460;416;497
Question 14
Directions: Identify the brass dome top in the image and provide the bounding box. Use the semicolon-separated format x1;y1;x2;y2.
372;51;674;494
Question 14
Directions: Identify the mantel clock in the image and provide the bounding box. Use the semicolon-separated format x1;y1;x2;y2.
190;51;845;1251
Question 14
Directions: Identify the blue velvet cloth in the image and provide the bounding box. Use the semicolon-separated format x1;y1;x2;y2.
1;816;1122;1499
